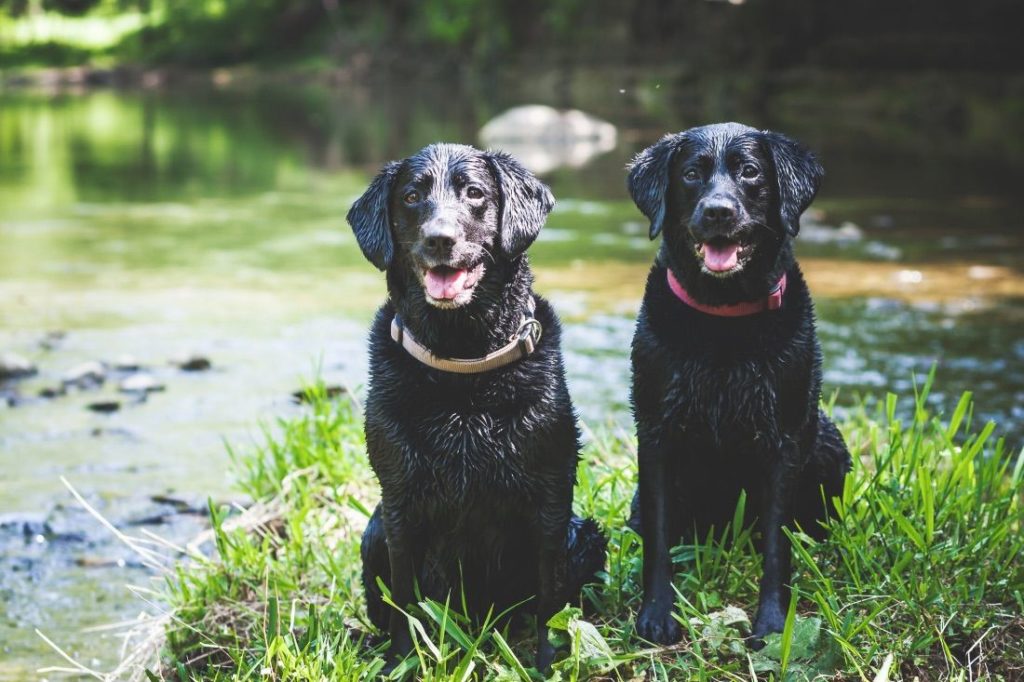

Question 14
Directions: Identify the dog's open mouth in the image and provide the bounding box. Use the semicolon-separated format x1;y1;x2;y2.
423;263;485;304
697;238;748;273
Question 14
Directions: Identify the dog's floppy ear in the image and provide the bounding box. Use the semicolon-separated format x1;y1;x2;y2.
761;131;824;237
485;151;555;257
346;160;402;271
627;133;683;240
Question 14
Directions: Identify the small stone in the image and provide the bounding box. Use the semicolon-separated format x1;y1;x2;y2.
75;557;118;568
0;353;37;380
836;221;864;240
38;386;65;399
86;400;120;414
172;354;211;372
62;361;107;389
39;330;66;350
870;214;895;229
118;373;165;394
291;385;348;404
113;355;141;371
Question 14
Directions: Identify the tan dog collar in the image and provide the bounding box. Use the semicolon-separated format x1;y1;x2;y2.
390;298;542;374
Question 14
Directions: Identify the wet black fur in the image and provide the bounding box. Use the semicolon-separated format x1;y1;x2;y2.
347;144;606;672
625;123;851;646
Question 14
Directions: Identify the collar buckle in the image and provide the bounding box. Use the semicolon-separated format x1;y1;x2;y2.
517;318;543;355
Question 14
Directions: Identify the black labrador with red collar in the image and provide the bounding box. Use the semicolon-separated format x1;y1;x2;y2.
347;143;606;673
625;123;851;646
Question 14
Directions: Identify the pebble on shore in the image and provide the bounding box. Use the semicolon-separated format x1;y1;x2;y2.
0;352;38;380
171;354;212;372
62;361;107;389
118;373;166;394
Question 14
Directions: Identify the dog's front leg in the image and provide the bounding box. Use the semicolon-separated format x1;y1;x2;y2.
535;486;570;673
750;439;800;647
380;500;420;670
635;437;682;644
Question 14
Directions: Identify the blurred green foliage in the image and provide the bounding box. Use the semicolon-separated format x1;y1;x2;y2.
1;0;1021;70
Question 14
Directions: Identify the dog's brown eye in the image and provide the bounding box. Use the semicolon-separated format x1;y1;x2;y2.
741;164;760;179
683;168;700;182
403;191;420;205
466;186;484;200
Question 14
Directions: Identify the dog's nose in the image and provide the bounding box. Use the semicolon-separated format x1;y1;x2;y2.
421;221;458;256
701;198;737;226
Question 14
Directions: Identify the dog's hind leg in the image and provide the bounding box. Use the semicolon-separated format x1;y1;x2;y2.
794;411;851;541
566;515;607;597
360;503;391;631
816;411;852;498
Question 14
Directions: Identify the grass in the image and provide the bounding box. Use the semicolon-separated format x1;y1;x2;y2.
115;377;1022;681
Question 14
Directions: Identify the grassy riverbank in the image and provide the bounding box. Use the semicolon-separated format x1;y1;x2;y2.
102;378;1023;681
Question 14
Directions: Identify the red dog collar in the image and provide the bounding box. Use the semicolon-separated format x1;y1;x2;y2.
666;268;787;317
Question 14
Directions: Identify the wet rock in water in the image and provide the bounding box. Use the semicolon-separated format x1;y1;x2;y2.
291;384;348;404
129;495;210;525
478;105;617;174
86;400;120;414
118;373;165;394
75;556;121;568
74;556;146;569
62;361;107;389
90;426;139;440
863;241;902;260
0;514;53;539
172;354;211;372
0;353;37;380
39;330;67;350
799;219;864;244
2;388;20;407
113;354;142;372
150;494;207;515
38;385;66;399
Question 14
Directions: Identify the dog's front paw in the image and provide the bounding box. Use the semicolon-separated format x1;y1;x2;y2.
636;602;682;645
535;639;556;674
380;655;401;678
748;604;786;650
380;629;413;677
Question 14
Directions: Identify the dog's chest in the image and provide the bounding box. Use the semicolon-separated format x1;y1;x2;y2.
665;359;784;446
378;394;548;503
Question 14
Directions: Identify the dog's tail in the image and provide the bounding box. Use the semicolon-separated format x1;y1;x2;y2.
567;515;608;596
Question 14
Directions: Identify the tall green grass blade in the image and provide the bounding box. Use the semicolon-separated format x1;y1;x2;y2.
779;589;799;675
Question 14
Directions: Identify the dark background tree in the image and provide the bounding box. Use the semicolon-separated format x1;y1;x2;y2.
2;0;1021;71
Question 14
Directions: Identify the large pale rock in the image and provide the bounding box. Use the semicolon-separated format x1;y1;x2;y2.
479;105;617;174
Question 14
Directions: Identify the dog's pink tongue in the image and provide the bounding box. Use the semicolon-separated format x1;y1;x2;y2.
425;267;469;299
700;242;740;272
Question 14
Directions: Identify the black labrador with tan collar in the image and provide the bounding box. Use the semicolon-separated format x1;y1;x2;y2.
347;143;606;672
625;123;851;646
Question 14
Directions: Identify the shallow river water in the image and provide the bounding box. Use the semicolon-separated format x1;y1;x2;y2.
1;71;1023;677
